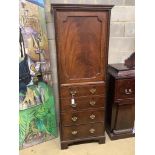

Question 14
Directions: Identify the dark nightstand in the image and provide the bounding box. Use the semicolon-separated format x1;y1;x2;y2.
106;63;135;140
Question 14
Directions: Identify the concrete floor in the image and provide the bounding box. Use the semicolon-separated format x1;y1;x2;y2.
20;133;135;155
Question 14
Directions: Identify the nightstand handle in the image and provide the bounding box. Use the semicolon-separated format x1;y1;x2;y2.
125;88;132;95
71;131;78;135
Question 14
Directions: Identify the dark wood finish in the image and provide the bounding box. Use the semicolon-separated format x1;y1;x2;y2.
106;127;135;140
61;136;105;149
108;63;135;79
115;79;135;99
61;95;105;111
56;12;108;84
60;83;105;98
62;122;104;140
106;63;135;140
124;52;135;69
51;4;114;149
114;100;135;131
61;108;104;126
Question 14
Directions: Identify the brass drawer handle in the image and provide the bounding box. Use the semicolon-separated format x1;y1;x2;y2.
71;131;78;135
72;116;78;122
125;88;132;95
89;128;95;134
90;114;95;119
90;101;96;106
89;88;96;94
70;90;77;96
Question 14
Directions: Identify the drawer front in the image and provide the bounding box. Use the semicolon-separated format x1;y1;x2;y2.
61;95;105;111
115;79;135;99
60;83;105;98
61;109;104;126
62;123;104;141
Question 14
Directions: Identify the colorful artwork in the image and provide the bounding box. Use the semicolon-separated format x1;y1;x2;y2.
19;0;57;149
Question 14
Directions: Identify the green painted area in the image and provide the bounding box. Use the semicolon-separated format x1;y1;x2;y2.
19;82;58;147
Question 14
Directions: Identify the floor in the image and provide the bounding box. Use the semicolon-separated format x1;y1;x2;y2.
20;133;135;155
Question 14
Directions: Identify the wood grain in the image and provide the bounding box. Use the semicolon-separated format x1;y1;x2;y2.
52;4;113;149
106;64;135;140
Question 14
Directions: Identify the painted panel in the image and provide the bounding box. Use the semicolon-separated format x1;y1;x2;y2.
19;0;57;149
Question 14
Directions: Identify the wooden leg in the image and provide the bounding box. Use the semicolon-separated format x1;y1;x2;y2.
98;138;105;144
61;142;68;149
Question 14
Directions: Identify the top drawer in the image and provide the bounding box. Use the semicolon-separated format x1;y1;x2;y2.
60;83;105;98
115;78;135;99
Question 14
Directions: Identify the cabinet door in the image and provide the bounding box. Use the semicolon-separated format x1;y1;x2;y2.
55;11;109;84
113;100;135;132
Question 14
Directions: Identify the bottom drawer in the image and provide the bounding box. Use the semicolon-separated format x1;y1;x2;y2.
62;123;104;141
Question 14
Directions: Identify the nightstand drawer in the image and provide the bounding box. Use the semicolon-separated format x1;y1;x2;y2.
62;123;104;141
60;83;105;98
61;95;105;111
61;108;104;126
115;79;135;99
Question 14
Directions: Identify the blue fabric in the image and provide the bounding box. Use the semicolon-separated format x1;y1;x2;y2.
26;0;44;7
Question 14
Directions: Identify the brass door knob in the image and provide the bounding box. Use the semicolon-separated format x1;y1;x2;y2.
71;131;78;135
89;128;95;134
90;114;95;119
72;116;78;122
89;88;96;94
90;101;96;106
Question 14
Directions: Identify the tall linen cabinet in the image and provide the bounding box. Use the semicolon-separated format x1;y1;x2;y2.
51;4;114;149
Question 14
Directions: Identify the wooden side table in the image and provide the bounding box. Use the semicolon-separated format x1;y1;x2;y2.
106;63;135;140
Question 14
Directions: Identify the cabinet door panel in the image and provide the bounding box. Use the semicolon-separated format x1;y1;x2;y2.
55;11;108;84
114;100;135;130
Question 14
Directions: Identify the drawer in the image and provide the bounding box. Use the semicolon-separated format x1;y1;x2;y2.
61;108;104;126
60;83;105;98
115;79;135;99
62;122;104;141
61;95;105;111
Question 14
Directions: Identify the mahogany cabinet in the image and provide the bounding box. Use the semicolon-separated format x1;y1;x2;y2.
51;4;114;149
106;63;135;140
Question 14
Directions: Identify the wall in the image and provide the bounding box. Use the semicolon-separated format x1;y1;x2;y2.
44;0;135;118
